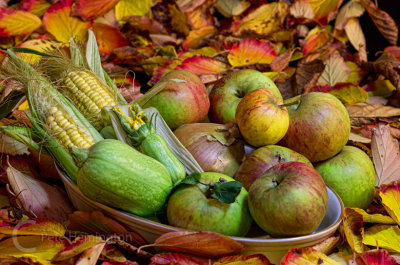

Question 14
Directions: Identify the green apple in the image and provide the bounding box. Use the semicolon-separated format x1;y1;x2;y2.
235;145;312;190
279;92;350;162
248;162;328;237
236;89;289;147
166;172;252;236
315;146;376;209
209;69;282;124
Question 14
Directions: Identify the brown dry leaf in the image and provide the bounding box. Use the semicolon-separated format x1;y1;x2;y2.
359;0;398;46
318;54;351;86
349;132;371;143
6;166;74;223
363;225;400;252
214;0;250;18
346;103;400;118
154;231;244;258
0;133;29;156
176;0;206;13
335;0;365;30
342;207;364;253
312;236;340;254
295;59;325;94
371;124;400;186
344;18;366;51
270;49;297;72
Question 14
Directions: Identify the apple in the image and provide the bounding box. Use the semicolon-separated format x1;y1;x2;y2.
235;145;312;190
166;172;252;236
315;146;376;209
279;92;350;162
209;69;282;124
142;70;209;130
248;162;328;237
236;89;289;147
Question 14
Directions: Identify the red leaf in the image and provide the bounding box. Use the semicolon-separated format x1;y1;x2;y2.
361;249;398;265
52;235;104;261
281;248;340;264
91;23;129;55
150;252;209;265
384;46;400;61
72;0;120;21
227;39;277;67
214;254;272;265
175;55;229;75
302;28;330;56
154;231;245;258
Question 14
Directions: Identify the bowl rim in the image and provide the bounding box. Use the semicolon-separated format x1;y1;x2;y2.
57;165;344;243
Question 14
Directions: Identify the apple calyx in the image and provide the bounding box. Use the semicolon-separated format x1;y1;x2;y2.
177;173;243;204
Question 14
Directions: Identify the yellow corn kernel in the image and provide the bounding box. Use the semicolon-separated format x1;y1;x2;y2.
45;106;94;149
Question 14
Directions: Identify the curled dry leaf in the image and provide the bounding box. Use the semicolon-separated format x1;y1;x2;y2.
6;166;74;223
342;207;364;253
154;231;245;258
335;0;365;30
371;124;400;186
346;103;400;118
0;133;29;156
363;225;400;252
359;0;398;46
344;18;366;51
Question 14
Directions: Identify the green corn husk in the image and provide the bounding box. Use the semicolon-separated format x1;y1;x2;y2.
0;50;104;182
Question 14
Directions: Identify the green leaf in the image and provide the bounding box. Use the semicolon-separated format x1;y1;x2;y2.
181;172;201;185
85;29;105;81
211;181;243;204
0;90;24;120
9;47;61;58
69;38;85;67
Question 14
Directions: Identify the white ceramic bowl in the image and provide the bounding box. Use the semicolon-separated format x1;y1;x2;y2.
58;167;343;264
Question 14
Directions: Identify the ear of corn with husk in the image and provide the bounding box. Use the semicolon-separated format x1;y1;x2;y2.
0;50;104;181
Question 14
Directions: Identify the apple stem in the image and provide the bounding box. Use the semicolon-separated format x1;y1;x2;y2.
279;100;300;108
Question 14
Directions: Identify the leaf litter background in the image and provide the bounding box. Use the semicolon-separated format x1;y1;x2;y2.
0;0;400;264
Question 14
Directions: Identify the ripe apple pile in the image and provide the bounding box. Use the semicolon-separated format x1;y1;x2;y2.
144;69;376;238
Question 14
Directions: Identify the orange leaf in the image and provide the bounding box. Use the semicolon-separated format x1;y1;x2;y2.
0;8;41;37
154;231;245;258
52;235;104;261
0;236;68;264
270;49;297;72
359;0;398;46
72;0;120;21
298;0;344;26
371;125;400;186
227;39;277;67
175;55;229;75
124;16;167;34
302;26;330;56
185;0;214;29
21;0;51;17
42;0;92;43
342;207;364;253
281;248;341;264
91;23;129;55
214;254;272;265
361;249;398;265
384;46;400;61
66;211;147;247
150;252;209;265
380;181;400;225
0;217;66;236
182;26;216;50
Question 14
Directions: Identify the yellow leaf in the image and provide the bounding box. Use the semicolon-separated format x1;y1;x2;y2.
21;0;51;17
0;8;42;37
363;225;400;252
0;218;66;236
351;208;396;224
299;0;343;25
379;182;400;225
234;2;288;36
18;39;63;64
329;83;368;104
0;236;67;264
281;248;341;265
342;207;364;253
42;0;91;43
345;18;366;51
115;0;152;25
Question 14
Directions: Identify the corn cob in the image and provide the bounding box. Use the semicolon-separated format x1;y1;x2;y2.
61;70;118;129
